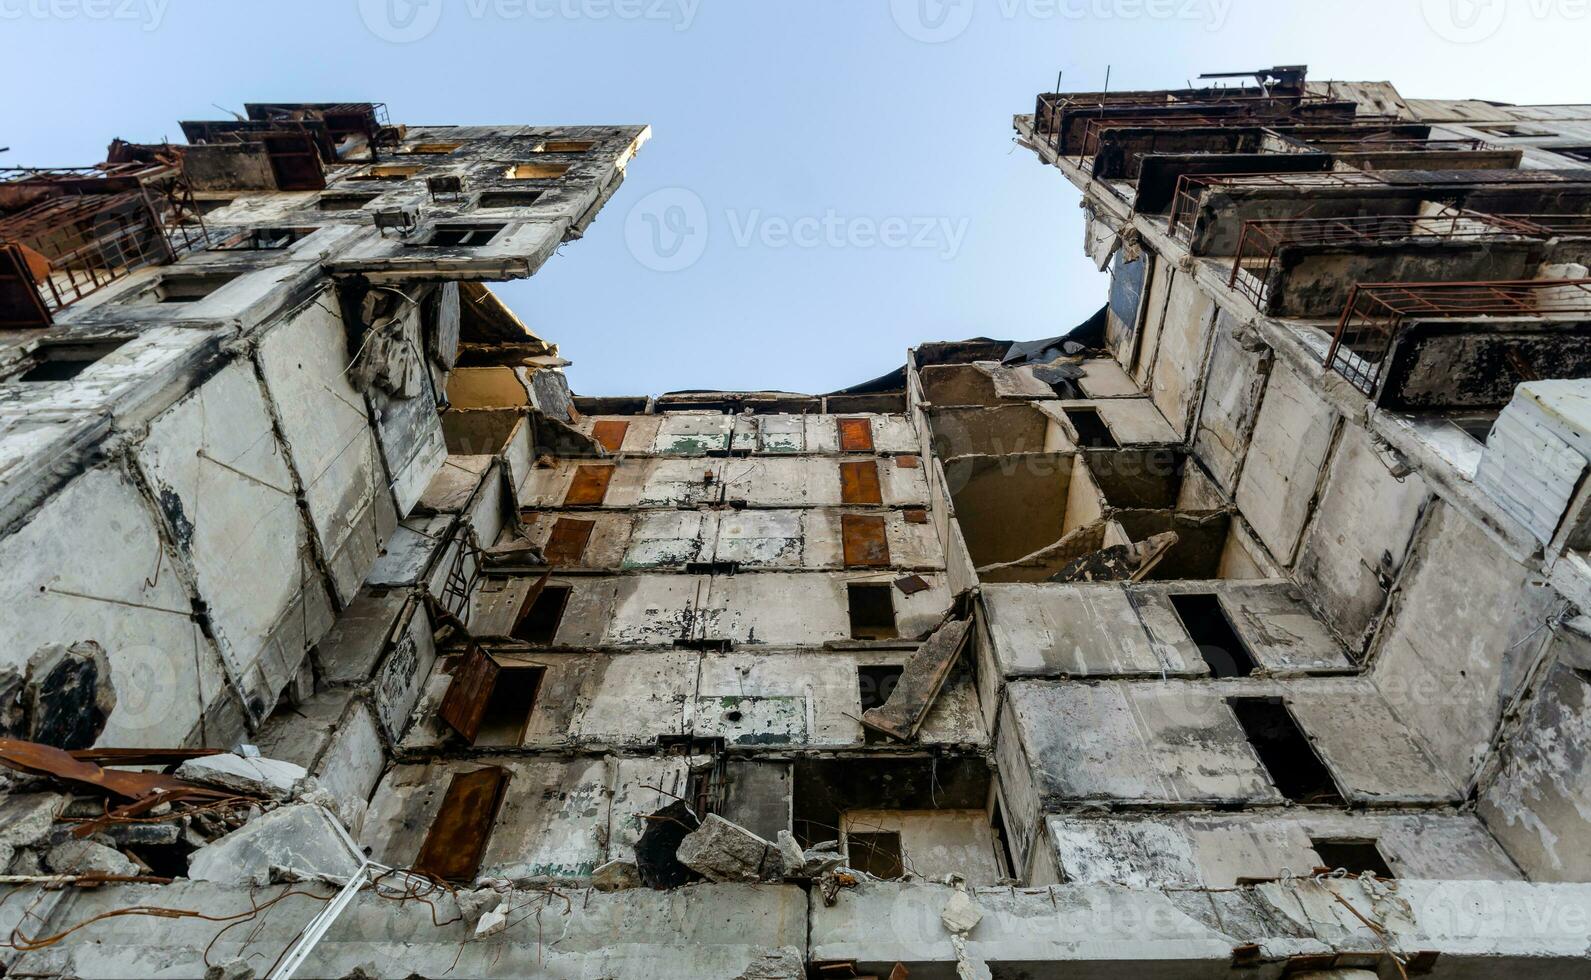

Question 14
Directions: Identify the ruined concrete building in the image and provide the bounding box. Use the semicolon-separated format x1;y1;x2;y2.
0;69;1590;977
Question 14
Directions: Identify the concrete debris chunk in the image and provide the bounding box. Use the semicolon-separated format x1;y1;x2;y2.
774;831;805;877
188;804;360;887
45;839;140;877
1049;531;1178;584
675;813;785;882
474;900;511;938
861;617;973;742
454;886;502;920
0;793;64;870
8;848;44;876
590;859;642;891
102;820;183;848
0;642;116;749
731;946;805;979
203;958;256;980
941;890;984;935
176;753;309;800
800;850;846;879
788;839;845;879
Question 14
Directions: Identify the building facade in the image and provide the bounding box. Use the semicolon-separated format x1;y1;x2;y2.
1;71;1590;977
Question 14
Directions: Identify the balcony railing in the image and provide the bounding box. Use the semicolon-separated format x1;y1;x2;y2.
0;160;210;326
1325;279;1591;396
1227;210;1549;308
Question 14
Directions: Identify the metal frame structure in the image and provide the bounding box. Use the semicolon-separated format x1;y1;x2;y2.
1166;170;1388;239
1324;279;1591;395
1491;213;1591;236
0;161;211;324
1226;210;1550;308
1032;90;1333;157
1072;116;1263;165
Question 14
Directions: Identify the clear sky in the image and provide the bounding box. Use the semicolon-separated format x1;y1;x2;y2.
3;0;1585;394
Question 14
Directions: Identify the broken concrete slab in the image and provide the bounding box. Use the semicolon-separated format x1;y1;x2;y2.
676;814;785;882
187;804;360;887
861;617;973;741
175;754;309;800
731;947;805;979
45;839;140;878
2;880;810;978
0;793;64;871
591;859;642;892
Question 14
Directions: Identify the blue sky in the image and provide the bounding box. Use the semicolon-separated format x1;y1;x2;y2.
3;0;1584;394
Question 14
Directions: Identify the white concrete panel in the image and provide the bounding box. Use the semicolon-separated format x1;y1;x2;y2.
1148;271;1217;438
1193;311;1270;492
715;509;804;566
0;465;227;745
1371;502;1562;787
623;510;714;568
1235;363;1339;564
1006;680;1282;805
1296;424;1432;650
137;359;331;709
982;584;1204;677
257;298;396;603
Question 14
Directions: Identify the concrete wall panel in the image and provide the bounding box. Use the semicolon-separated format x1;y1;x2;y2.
1234;363;1338;564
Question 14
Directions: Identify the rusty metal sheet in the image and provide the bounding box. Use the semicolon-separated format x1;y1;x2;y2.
842;514;890;568
414;766;509;881
509;570;553;637
839;460;883;505
903;507;929;525
544;518;595;566
438;644;501;743
69;749;223;766
838;417;875;452
0;739;239;803
0;244;52;329
591;420;629;454
564;465;614;505
861;617;973;742
893;574;930;596
895;455;921;469
262;132;327;191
